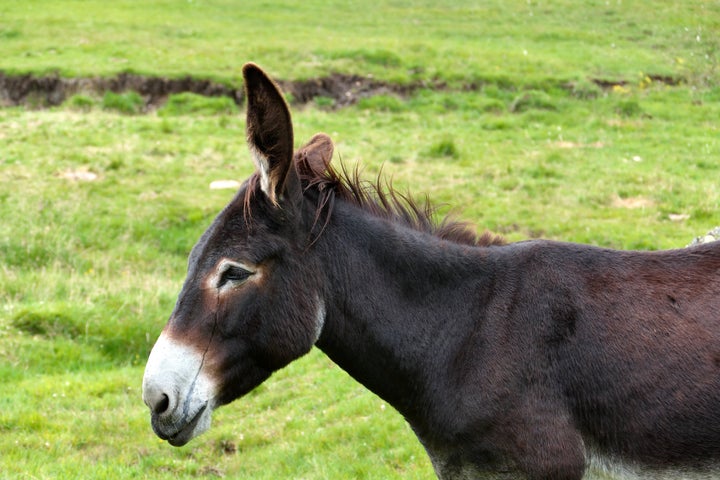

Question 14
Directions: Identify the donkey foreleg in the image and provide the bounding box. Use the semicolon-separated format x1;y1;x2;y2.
501;401;586;480
421;404;586;479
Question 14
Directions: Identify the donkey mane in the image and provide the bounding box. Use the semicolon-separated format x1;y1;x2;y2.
244;159;505;248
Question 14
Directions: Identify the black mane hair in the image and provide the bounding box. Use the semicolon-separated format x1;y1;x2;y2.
245;159;505;248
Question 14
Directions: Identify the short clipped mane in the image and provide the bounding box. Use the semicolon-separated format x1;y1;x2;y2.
305;162;504;247
245;158;505;248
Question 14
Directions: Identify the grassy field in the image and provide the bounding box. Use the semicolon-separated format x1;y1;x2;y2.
2;0;718;86
1;1;719;478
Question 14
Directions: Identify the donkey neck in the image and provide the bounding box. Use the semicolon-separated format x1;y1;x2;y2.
313;199;496;426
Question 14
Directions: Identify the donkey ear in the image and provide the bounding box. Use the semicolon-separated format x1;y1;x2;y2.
243;63;296;205
295;133;334;177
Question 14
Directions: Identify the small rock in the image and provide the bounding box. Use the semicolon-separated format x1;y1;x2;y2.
668;213;690;222
59;169;98;181
687;227;720;246
209;180;241;190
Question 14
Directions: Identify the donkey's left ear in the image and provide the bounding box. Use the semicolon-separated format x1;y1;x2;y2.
243;63;298;206
295;133;334;178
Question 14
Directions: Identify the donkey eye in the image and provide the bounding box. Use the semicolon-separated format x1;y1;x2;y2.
219;265;253;287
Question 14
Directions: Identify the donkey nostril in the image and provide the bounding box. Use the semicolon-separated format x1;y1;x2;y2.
156;394;170;415
143;380;173;416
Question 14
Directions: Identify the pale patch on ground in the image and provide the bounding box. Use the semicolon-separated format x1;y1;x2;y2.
58;168;98;181
668;213;691;222
610;195;654;209
209;179;241;190
138;190;160;201
554;141;605;149
606;119;645;128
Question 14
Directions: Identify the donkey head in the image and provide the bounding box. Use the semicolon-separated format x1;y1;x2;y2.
142;64;332;446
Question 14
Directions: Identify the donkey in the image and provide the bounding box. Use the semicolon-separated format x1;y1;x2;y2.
142;63;720;480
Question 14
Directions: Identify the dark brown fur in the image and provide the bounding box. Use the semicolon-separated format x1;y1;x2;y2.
146;63;720;480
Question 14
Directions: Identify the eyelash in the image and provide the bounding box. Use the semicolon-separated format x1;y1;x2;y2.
218;264;253;288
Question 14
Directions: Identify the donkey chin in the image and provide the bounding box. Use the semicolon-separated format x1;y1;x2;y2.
142;333;217;446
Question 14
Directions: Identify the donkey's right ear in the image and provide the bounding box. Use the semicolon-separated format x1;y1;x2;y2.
243;63;296;206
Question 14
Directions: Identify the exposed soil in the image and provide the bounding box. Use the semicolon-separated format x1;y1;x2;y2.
589;74;682;90
0;72;238;108
279;75;415;107
0;71;682;110
0;71;418;110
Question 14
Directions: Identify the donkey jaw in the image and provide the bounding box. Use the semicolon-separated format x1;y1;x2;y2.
142;333;217;446
155;402;211;447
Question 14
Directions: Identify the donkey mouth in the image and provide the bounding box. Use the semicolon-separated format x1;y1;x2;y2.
152;404;210;447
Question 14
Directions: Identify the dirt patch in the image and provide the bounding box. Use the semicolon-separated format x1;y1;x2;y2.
611;195;654;209
0;72;239;108
279;75;413;107
590;74;682;89
0;71;417;110
58;168;99;182
0;71;684;110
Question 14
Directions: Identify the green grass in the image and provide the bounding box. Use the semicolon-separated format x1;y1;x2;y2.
1;1;720;478
1;0;719;87
0;358;429;479
159;93;237;116
2;85;719;479
102;91;145;114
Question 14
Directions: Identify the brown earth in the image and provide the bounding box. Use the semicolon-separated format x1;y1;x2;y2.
0;71;418;110
0;71;681;110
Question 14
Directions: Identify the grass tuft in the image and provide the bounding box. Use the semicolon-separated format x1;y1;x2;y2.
509;90;557;113
427;137;460;159
65;93;98;111
570;79;604;100
615;99;646;117
102;91;145;114
159;93;236;116
358;94;406;112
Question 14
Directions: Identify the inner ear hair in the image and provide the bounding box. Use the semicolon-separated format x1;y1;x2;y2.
242;62;295;205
